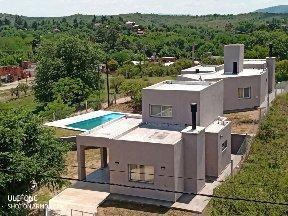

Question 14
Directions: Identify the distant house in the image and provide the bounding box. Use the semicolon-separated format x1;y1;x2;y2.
161;57;177;63
125;21;135;27
137;29;145;36
178;44;276;112
53;28;61;33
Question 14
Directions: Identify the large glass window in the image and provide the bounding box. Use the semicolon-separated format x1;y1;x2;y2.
238;87;251;99
128;164;154;184
150;105;172;117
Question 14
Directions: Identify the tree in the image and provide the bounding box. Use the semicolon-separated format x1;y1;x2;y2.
52;77;90;106
107;59;119;71
110;75;125;94
276;60;288;82
0;108;70;215
120;79;150;108
73;18;78;28
14;15;25;29
34;36;105;104
41;97;76;121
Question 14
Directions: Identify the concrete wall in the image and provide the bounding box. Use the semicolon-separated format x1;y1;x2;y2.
142;88;200;126
181;127;205;193
266;57;276;93
200;80;224;125
259;70;269;106
224;44;244;73
223;74;266;111
109;139;182;202
142;83;223;127
205;123;231;177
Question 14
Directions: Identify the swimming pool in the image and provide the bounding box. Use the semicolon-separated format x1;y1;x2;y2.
67;113;124;130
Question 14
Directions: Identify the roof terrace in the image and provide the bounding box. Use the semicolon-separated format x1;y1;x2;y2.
144;80;216;92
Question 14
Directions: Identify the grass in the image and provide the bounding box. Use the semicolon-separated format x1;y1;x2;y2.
53;128;81;137
224;110;260;134
209;93;288;215
98;200;199;216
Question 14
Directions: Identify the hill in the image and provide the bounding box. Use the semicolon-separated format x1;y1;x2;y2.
255;5;288;14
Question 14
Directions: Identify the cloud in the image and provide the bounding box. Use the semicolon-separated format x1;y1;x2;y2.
0;0;286;17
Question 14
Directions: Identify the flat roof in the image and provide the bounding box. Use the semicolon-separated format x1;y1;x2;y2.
118;123;184;145
179;68;265;81
144;80;216;92
205;118;230;133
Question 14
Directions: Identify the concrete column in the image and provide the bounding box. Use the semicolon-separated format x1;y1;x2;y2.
101;147;108;168
266;57;276;94
77;145;86;180
181;126;206;193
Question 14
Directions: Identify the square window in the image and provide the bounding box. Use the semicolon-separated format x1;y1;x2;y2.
162;106;172;117
150;105;161;116
238;87;251;99
244;87;251;98
150;105;172;118
128;164;154;184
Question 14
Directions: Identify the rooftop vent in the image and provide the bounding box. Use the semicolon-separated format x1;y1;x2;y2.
190;103;197;130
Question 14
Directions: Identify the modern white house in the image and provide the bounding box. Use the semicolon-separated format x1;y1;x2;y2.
178;44;276;112
75;80;233;202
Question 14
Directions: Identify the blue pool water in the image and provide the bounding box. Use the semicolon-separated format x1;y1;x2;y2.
67;113;124;130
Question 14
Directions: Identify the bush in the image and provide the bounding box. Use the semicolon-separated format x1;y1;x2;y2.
41;97;75;121
52;77;90;107
110;75;125;94
120;79;150;108
275;60;288;82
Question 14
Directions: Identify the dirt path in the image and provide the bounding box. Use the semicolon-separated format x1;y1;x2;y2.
0;77;34;91
102;97;131;109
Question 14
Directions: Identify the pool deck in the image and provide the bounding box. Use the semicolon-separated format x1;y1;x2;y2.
44;110;125;132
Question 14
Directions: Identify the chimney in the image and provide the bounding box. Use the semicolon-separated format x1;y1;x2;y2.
190;103;197;130
224;44;244;74
196;69;200;73
269;43;273;57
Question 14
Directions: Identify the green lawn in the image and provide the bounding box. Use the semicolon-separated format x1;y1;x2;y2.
209;93;288;215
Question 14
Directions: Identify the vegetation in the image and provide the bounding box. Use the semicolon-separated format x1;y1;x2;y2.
34;35;104;106
210;93;288;215
0;108;71;215
120;79;151;108
276;60;288;82
0;12;287;67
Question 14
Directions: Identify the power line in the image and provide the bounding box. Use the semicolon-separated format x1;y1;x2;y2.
1;168;288;207
65;164;281;188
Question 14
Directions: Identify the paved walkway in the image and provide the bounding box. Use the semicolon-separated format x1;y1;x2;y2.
48;169;110;216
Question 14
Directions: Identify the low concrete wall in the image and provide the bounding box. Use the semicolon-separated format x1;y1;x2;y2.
231;133;246;154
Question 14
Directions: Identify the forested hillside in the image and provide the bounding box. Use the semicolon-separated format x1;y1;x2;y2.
0;12;287;66
255;5;288;14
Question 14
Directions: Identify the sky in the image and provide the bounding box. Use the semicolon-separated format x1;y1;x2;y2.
0;0;287;17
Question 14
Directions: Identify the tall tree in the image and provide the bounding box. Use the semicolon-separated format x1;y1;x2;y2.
0;108;70;215
34;36;105;104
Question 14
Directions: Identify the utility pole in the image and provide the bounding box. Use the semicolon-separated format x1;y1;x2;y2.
105;59;110;107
